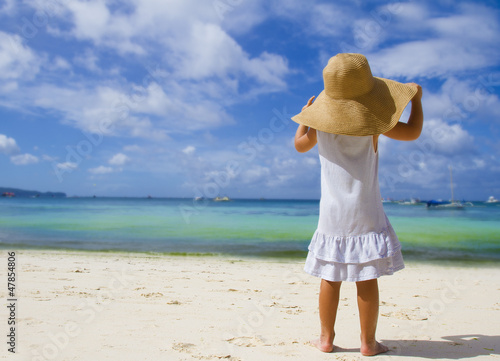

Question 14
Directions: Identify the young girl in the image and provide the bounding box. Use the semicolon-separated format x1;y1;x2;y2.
292;53;423;356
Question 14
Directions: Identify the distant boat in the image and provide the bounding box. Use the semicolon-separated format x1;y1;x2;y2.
486;196;499;203
398;198;421;205
213;196;231;202
1;192;15;197
426;200;464;209
427;166;470;209
194;197;205;201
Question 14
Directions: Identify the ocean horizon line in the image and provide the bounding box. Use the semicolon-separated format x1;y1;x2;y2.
2;195;498;203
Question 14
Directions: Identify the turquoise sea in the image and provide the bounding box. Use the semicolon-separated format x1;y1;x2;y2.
0;197;499;262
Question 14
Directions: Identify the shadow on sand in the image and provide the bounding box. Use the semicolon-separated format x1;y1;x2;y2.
381;334;499;359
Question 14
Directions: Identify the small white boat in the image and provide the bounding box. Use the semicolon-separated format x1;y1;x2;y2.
486;196;499;203
398;198;421;205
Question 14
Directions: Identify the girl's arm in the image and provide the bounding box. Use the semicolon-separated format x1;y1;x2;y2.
383;83;423;141
294;96;318;153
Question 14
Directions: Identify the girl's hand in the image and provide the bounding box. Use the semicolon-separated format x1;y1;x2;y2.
384;83;423;141
302;96;316;111
295;95;318;153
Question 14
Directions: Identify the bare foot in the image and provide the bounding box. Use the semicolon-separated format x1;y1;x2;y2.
309;339;334;353
360;341;389;356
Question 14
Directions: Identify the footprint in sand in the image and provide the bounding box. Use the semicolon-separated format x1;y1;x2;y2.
381;307;429;321
193;355;242;360
335;356;361;361
140;292;163;298
225;336;266;347
172;342;197;354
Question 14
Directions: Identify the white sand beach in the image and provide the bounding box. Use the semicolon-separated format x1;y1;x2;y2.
1;250;499;360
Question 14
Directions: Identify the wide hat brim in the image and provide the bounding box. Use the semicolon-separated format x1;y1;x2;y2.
292;77;417;136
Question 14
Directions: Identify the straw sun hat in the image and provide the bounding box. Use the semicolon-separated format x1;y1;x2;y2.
292;53;417;136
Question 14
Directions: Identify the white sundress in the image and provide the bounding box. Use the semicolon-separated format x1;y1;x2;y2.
304;131;405;282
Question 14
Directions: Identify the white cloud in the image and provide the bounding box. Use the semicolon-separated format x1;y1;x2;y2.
369;39;497;79
218;1;267;34
170;21;289;89
429;4;499;42
89;166;114;174
420;119;475;156
377;115;486;199
66;0;110;41
394;3;429;23
10;153;39;165
243;52;289;88
7;72;234;139
109;153;130;166
0;31;40;82
173;22;243;80
182;146;196;155
0;0;290;145
29;84;168;138
367;4;500;79
45;1;289;88
309;3;352;37
0;134;20;155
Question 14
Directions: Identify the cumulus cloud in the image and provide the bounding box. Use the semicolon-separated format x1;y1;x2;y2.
0;31;40;82
419;119;475;156
0;0;291;144
109;153;130;166
0;134;20;155
421;77;500;126
30;84;171;139
367;3;500;79
10;153;39;165
45;0;289;89
11;61;237;139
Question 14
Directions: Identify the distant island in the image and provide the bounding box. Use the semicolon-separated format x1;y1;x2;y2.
0;187;66;198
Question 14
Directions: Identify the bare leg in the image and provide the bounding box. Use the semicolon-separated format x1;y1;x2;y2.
356;279;388;356
312;279;342;352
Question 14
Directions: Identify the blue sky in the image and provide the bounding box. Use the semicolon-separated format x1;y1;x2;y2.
0;0;499;200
